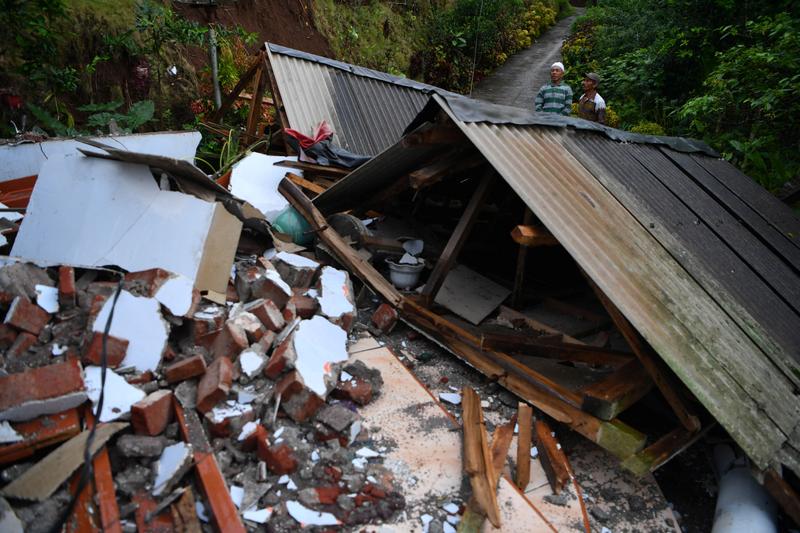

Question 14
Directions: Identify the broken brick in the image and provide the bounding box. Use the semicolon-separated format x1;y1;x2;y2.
230;312;267;344
210;321;248;360
0;324;18;350
131;390;173;436
4;296;50;335
371;303;398;334
242;423;267;452
261;442;298;475
290;293;319;319
315;486;342;505
245;299;286;332
165;355;207;384
205;403;255;438
333;377;374;406
0;358;86;422
58;266;76;309
282;301;297;323
272;253;319;289
256;330;276;353
126;371;154;385
196;357;233;413
282;386;324;423
7;332;36;359
82;332;129;368
123;268;172;296
263;335;297;380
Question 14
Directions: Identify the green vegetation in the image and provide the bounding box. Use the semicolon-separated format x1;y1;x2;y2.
561;0;799;190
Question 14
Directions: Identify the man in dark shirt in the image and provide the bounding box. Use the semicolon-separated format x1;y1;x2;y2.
577;72;606;125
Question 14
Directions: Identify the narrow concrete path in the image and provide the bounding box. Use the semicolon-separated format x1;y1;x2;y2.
470;8;584;110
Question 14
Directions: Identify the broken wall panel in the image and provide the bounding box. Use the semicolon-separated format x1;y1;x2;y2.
10;156;241;297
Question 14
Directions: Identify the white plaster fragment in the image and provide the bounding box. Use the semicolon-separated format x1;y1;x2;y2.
352;457;368;471
443;522;457;533
292;316;349;397
51;344;67;356
275;251;319;269
304;288;318;298
340;371;353;382
601;528;613;533
317;267;354;319
154;273;194;316
208;402;253;424
229;153;293;222
421;513;433;533
442;503;459;514
273;426;284;439
263;248;277;261
239;348;266;378
438;392;462;405
0;202;22;222
0;421;23;444
195;501;209;522
349;420;362;446
311;450;320;462
447;515;460;525
286;501;340;527
84;366;145;422
230;485;244;508
238;420;259;441
531;446;539;458
278;475;290;485
243;507;273;524
92;290;169;372
287;478;297;490
399;253;419;265
153;442;192;496
0;497;23;533
237;388;258;404
356;447;380;458
34;284;59;313
264;268;292;297
514;423;519;434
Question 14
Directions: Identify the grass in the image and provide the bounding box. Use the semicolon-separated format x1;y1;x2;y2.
66;0;139;28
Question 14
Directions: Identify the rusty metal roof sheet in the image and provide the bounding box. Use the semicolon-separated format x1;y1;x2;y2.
266;43;446;156
319;93;800;477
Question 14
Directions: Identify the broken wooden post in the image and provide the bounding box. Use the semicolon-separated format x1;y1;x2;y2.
510;224;559;248
421;168;495;302
579;358;653;420
534;416;570;494
620;425;709;476
516;403;533;489
462;387;501;528
511;208;535;309
245;55;268;140
209;53;262;123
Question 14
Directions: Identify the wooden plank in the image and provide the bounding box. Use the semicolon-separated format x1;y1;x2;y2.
209;53;262;123
400;299;647;460
534;417;571;494
85;409;123;533
408;150;484;189
285;172;326;196
620;425;707;476
133;491;174;533
462;387;501;527
361;235;405;254
278;178;402;307
511;225;560;247
273;159;350;178
245;57;267;140
579;358;653;420
237;91;275;106
764;468;800;527
171;489;203;533
516;403;533;489
433;264;511;325
422;169;494;300
0;409;80;464
512;209;535;309
480;331;632;368
498;305;585;345
589;280;700;432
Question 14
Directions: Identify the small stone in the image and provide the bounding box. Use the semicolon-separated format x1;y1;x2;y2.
116;434;167;458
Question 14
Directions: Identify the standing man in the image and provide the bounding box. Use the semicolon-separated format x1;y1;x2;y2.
534;62;573;116
577;72;606;124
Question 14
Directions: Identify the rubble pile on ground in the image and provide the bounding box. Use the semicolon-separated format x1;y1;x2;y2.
0;253;405;531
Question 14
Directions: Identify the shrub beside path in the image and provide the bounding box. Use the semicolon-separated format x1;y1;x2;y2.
470;8;584;110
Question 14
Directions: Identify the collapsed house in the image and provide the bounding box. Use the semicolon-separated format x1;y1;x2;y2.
0;40;796;532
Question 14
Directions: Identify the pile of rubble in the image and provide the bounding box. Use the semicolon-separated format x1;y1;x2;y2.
0;252;405;529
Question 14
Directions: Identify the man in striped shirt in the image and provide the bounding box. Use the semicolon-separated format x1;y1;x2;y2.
534;62;573;115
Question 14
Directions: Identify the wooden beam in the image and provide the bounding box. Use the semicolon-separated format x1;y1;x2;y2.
479;331;633;368
279;178;403;307
273;159;350;178
245;56;267;140
534;417;571;494
620;424;708;476
421;169;495;300
579;358;653;420
516;403;533;489
764;468;800;527
361;235;406;254
511;225;559;247
400;126;464;148
209;53;262;123
462;387;502;527
400;299;647;460
285;172;326;196
408;151;484;189
498;305;585;345
589;280;701;432
512;209;535;309
237;92;275;106
261;51;292;156
171;489;203;533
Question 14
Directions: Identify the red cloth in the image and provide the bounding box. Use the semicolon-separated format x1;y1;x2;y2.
284;121;333;149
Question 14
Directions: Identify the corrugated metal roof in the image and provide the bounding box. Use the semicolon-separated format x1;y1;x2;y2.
266;43;437;156
318;92;800;476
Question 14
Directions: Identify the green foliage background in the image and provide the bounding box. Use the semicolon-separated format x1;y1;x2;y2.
561;0;799;190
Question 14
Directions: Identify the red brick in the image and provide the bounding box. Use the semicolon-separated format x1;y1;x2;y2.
58;266;76;309
371;303;398;334
281;301;297;323
82;332;128;368
205;406;256;438
131;390;173;436
230;312;267;344
262;442;298;475
162;345;177;362
333;378;373;406
290;293;319;319
274;370;304;399
124;268;172;296
196;357;233;413
324;466;342;484
0;324;18;350
225;281;239;303
7;332;36;358
164;355;207;384
242;424;267;452
126;371;154;385
256;331;276;353
0;359;86;420
235;266;291;308
272;255;319;289
263;337;296;380
245;299;286;332
4;296;49;335
315;486;342;505
210;322;248;360
282;387;324;422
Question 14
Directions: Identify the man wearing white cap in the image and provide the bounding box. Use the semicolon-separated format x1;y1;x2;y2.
534;62;573;116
